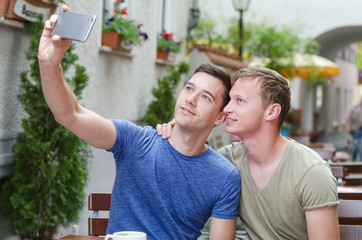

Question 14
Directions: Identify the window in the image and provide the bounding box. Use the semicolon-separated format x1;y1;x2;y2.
157;0;178;36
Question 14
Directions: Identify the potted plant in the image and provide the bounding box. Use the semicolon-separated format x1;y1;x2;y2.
102;0;148;52
156;31;182;60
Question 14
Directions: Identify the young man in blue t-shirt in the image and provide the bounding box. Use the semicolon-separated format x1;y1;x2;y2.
38;5;241;240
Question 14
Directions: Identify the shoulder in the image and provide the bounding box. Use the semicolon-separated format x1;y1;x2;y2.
208;147;238;168
205;147;241;179
111;119;155;135
285;142;338;206
218;141;246;160
217;142;247;173
109;119;159;153
287;140;326;166
284;140;335;185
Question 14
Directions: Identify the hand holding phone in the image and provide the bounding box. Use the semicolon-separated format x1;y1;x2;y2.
51;10;96;42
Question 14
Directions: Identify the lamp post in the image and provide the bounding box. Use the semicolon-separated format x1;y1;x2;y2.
232;0;251;58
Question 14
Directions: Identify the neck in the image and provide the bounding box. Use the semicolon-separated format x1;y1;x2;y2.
243;130;289;166
168;124;209;156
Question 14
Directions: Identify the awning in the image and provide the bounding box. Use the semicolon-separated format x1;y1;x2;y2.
249;54;340;79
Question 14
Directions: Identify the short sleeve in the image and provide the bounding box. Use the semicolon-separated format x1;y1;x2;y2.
299;162;339;210
109;119;156;159
211;168;241;219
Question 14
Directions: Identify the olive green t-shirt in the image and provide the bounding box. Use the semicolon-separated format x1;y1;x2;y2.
218;140;339;240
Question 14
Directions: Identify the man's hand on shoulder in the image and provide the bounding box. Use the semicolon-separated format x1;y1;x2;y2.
156;119;176;139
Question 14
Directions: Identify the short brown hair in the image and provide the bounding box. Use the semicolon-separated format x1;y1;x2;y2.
231;67;291;128
193;63;231;111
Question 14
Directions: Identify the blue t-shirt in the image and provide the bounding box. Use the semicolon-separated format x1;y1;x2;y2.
107;120;241;240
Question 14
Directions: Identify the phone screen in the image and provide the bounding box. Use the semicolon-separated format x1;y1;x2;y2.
51;11;96;42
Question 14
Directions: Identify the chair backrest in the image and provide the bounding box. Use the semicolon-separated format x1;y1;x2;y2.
307;142;336;161
330;162;362;186
338;200;362;225
331;166;346;186
338;186;362;200
331;166;345;178
88;193;112;236
338;199;362;240
339;225;362;240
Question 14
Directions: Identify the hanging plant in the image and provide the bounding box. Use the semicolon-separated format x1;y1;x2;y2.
102;0;148;47
157;31;182;53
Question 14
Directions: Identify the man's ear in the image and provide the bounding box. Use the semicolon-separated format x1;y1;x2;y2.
214;112;226;126
266;103;281;121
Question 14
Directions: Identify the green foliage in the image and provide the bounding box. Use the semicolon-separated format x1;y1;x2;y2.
357;42;362;70
190;15;224;45
306;72;329;90
142;62;190;127
189;14;230;52
241;21;320;75
191;14;322;85
0;18;91;240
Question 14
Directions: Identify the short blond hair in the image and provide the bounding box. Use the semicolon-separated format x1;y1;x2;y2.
231;67;291;129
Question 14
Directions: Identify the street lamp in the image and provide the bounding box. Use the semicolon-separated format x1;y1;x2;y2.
232;0;251;58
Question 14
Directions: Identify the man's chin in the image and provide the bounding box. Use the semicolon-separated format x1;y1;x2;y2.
224;126;234;134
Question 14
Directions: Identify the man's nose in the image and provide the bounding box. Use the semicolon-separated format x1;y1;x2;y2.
223;101;232;113
186;93;197;106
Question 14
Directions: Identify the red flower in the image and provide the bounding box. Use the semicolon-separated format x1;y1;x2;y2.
162;31;173;41
122;8;128;15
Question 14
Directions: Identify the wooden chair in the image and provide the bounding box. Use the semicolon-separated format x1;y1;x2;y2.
88;193;112;236
331;165;346;186
338;186;362;200
330;162;362;186
338;199;362;240
307;142;336;161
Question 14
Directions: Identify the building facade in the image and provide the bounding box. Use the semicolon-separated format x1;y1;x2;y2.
0;0;192;238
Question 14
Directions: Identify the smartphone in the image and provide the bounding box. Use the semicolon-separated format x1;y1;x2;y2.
51;10;97;42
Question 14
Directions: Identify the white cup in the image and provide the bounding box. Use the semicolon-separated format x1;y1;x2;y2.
104;231;147;240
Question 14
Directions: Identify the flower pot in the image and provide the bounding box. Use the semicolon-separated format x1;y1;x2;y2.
102;31;132;53
6;0;57;22
157;50;168;60
0;0;10;17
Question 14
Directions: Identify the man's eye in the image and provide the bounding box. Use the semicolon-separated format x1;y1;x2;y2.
185;86;192;92
202;95;210;101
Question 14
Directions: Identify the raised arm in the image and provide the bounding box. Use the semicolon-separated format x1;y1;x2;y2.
38;5;116;150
